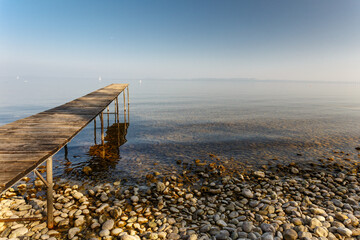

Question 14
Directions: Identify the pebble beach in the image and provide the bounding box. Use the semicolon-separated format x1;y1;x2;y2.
1;149;360;240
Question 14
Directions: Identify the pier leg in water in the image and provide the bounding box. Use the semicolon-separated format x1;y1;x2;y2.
64;144;69;161
116;96;120;124
47;157;54;229
94;118;97;145
101;112;104;146
107;106;110;128
101;112;105;158
127;86;130;124
114;98;118;123
123;90;126;123
117;116;120;154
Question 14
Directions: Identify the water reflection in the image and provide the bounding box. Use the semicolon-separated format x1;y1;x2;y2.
63;122;129;181
89;122;128;161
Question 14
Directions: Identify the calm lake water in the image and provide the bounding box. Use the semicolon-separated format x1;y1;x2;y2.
1;78;360;183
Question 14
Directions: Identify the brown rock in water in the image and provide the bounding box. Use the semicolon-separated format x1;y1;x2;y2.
83;166;92;175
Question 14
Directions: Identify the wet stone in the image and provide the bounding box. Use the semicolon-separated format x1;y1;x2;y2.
170;207;179;213
158;232;167;239
292;218;302;226
261;223;276;233
254;171;265;178
261;232;274;240
298;231;312;239
335;212;348;221
120;234;139;240
242;188;253;198
110;208;122;218
100;229;110;237
200;225;211;232
102;219;115;230
216;220;227;227
9;227;28;238
337;227;352;237
215;230;229;240
167;233;180;239
131;195;139;203
309;218;322;229
311;208;326;215
243;221;253;233
72;192;83;200
283;229;297;240
157;182;166;192
68;227;80;239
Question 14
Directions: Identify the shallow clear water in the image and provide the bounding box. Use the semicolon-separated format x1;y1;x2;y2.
1;78;360;183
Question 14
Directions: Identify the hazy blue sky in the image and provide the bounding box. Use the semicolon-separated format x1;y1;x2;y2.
1;0;359;81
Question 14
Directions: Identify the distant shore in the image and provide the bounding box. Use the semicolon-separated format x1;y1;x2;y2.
1;150;360;240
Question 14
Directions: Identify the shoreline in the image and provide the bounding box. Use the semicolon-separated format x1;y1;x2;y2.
1;153;360;240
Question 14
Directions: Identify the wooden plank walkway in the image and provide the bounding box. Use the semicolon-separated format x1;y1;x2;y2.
0;83;129;194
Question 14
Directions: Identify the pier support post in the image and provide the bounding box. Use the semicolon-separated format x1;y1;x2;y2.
123;90;127;124
101;112;104;146
100;112;105;158
114;98;117;123
46;157;54;229
107;106;110;127
116;97;120;123
94;118;97;144
64;145;68;160
127;86;130;124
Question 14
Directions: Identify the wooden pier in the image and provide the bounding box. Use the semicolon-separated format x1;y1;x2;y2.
0;83;129;228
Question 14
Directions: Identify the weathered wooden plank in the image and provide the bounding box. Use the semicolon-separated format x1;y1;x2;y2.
0;175;18;181
0;170;32;179
1;125;82;130
0;134;68;139
42;109;106;115
43;107;105;112
0;120;89;129
2;163;35;172
60;102;113;107
0;127;81;132
0;151;51;154
0;161;43;165
32;113;94;118
0;153;46;161
0;138;67;144
7;117;89;124
0;83;128;195
0;133;71;138
0;145;59;152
